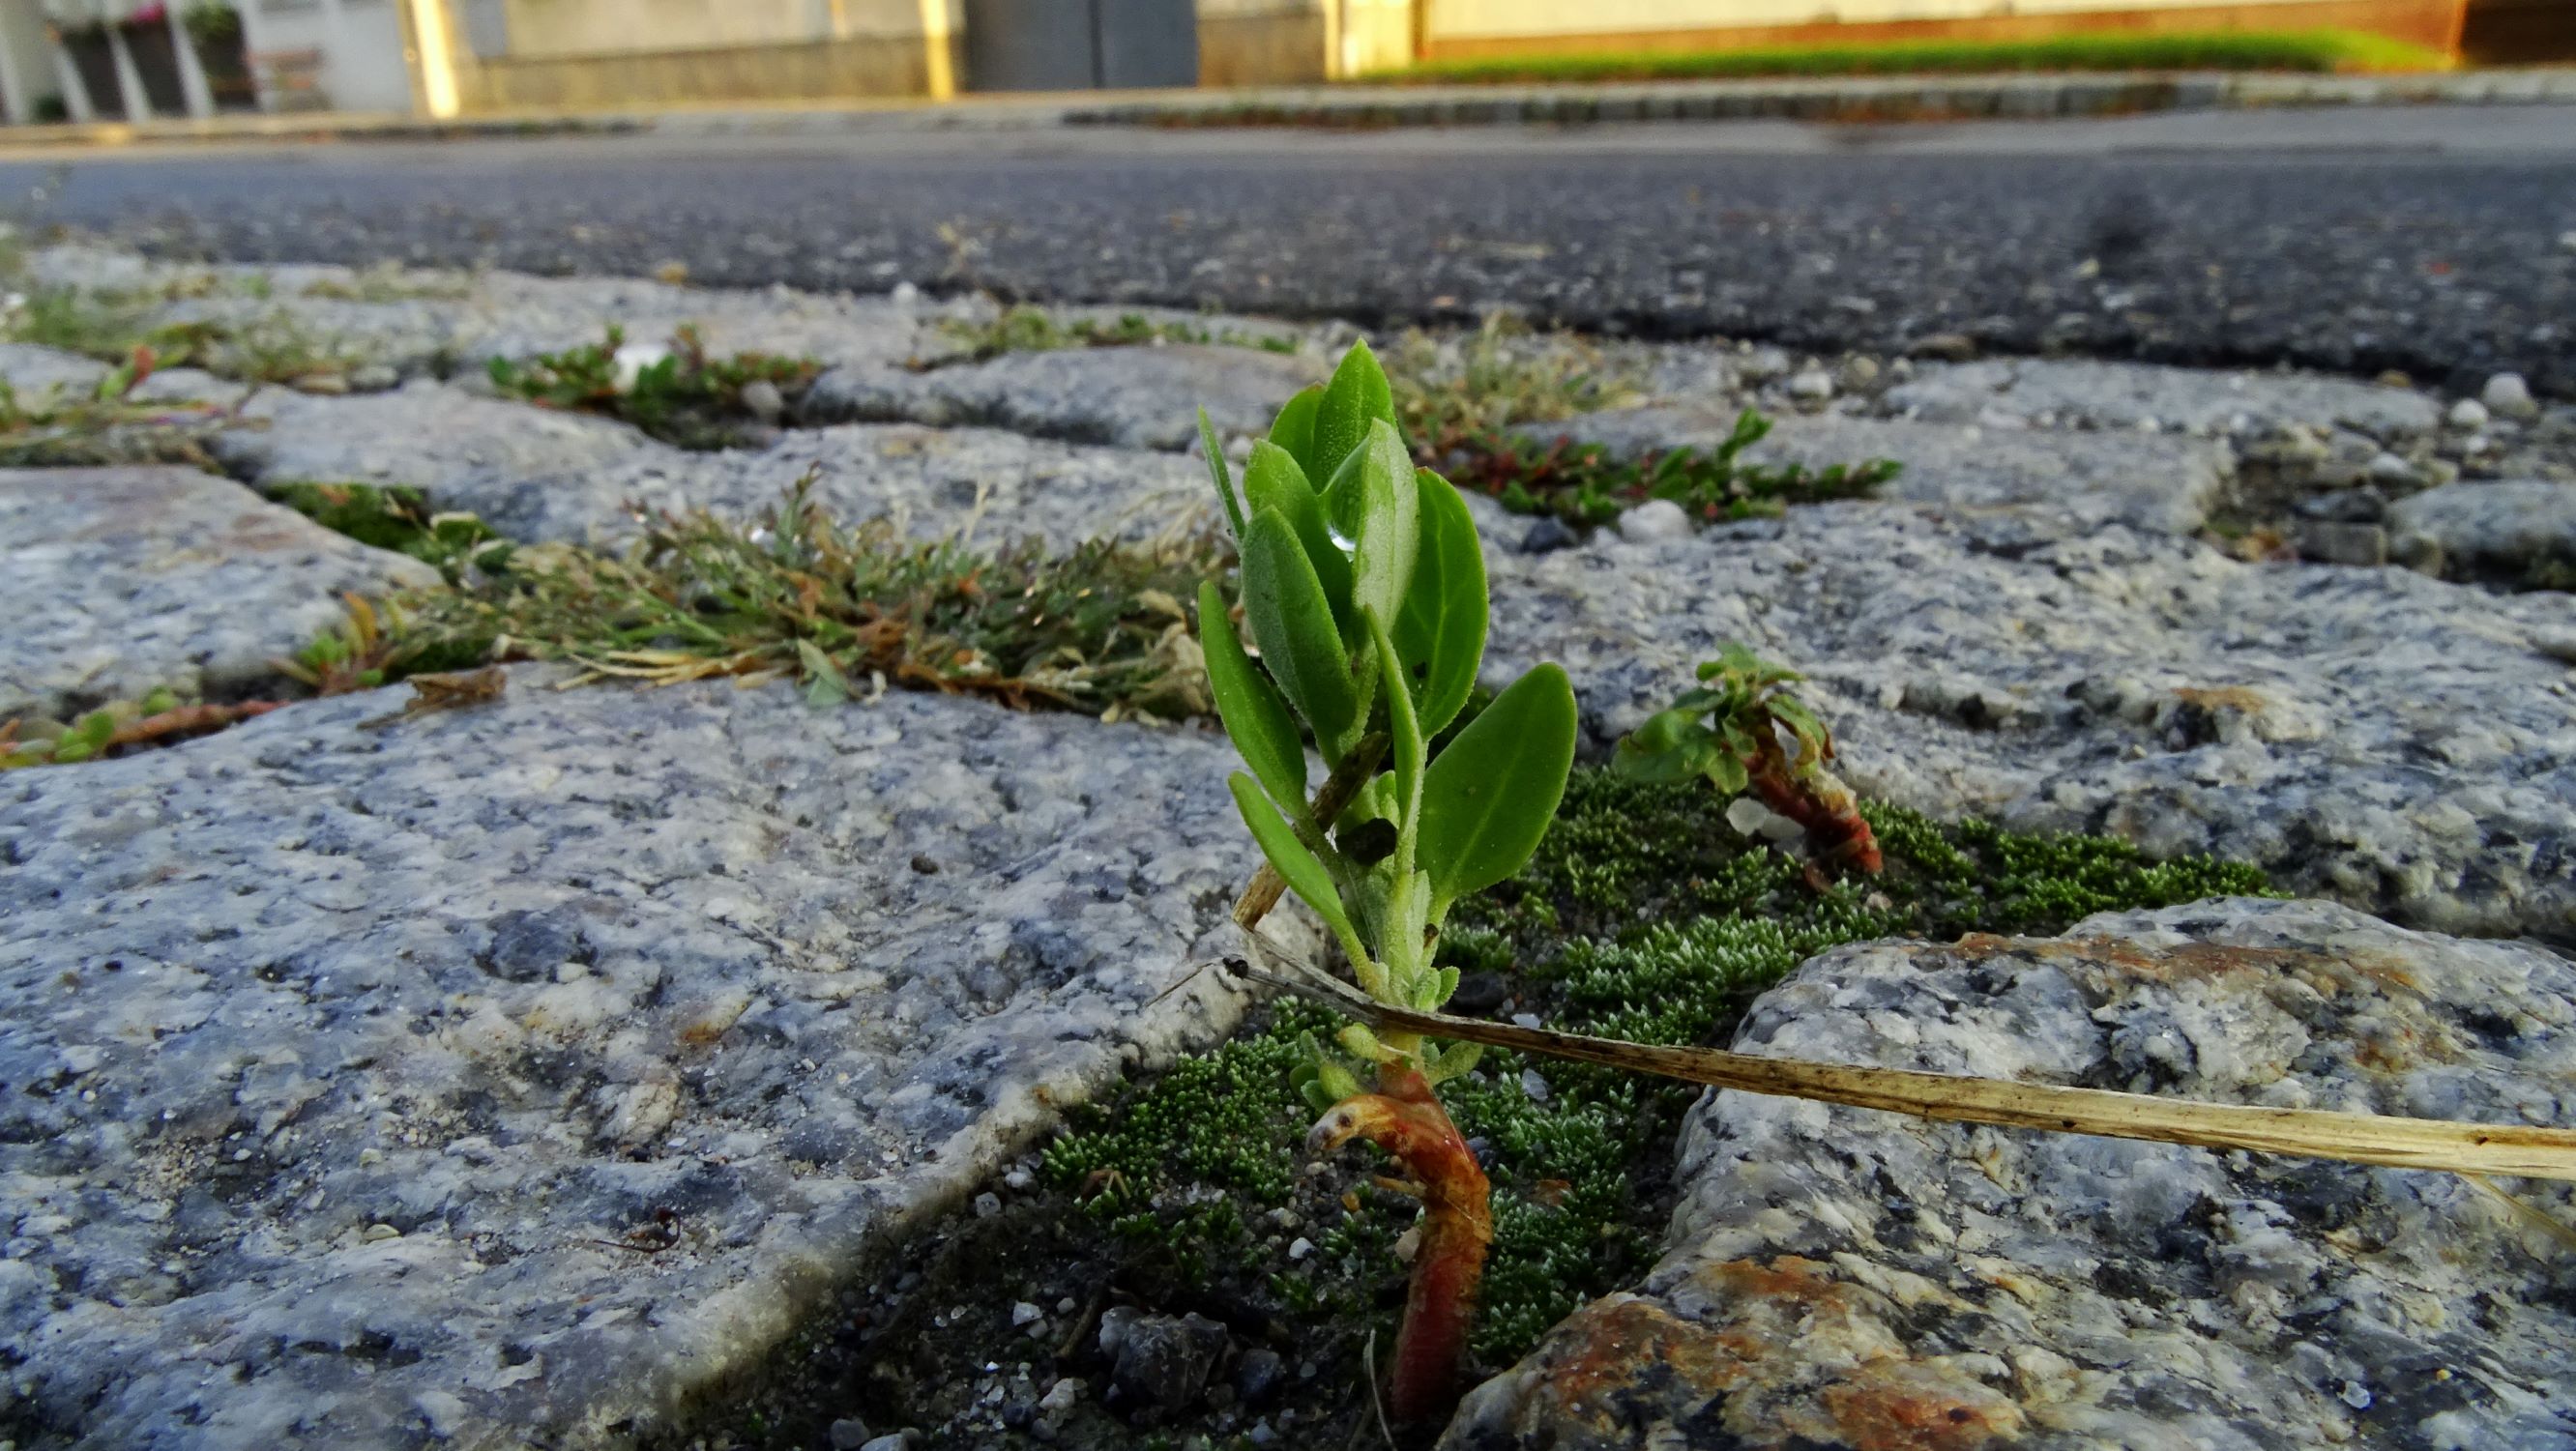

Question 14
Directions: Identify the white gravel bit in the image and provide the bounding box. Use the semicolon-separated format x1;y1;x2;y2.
1614;498;1693;544
2483;370;2540;421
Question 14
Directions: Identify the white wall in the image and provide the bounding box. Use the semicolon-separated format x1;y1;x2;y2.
239;0;417;112
0;0;62;122
494;0;943;57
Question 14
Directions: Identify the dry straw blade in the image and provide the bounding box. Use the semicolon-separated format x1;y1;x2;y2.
1221;942;2576;1184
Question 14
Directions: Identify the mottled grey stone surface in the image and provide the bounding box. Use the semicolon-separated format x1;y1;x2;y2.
1447;898;2576;1451
2388;479;2576;588
1557;406;2231;533
802;343;1327;450
0;467;438;720
208;382;659;521
207;382;1213;552
25;247;960;381
1881;357;2443;441
491;423;1216;553
0;673;1303;1450
1480;502;2576;943
0;343;111;398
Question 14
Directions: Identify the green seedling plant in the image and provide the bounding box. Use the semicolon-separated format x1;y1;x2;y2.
1615;642;1881;877
486;325;820;449
1195;341;1577;1422
1445;409;1897;529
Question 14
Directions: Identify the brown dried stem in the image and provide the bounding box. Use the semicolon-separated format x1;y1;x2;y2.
1226;951;2576;1184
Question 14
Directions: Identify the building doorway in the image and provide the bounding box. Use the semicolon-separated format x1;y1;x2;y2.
962;0;1198;91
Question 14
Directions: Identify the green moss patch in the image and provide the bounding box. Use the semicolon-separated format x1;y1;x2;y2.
1028;770;2276;1413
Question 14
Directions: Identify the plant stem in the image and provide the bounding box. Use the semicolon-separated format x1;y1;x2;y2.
1231;731;1388;930
1308;1060;1493;1423
1749;735;1881;875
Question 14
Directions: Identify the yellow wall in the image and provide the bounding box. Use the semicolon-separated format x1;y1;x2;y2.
1425;0;2459;36
496;0;926;60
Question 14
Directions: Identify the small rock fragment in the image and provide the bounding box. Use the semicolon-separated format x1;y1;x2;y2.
2291;518;2388;568
1011;1301;1043;1327
2447;397;2490;430
739;379;785;423
828;1418;874;1451
1785;368;1834;404
2482;371;2538;421
1518;516;1578;555
1234;1348;1287;1407
1102;1310;1230;1413
1615;499;1692;544
1905;332;1977;362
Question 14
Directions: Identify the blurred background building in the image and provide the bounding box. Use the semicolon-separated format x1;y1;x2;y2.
0;0;2556;126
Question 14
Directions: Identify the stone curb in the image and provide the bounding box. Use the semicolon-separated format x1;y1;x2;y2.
0;69;2569;153
1067;68;2576;130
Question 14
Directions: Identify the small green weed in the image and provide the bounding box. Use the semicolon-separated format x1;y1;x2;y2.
937;305;1303;363
300;262;472;304
1448;409;1898;528
366;479;1226;721
1388;316;1640;455
1039;766;2278;1374
1;687;282;771
0;363;224;469
486;325;820;450
3;284;361;387
265;480;510;583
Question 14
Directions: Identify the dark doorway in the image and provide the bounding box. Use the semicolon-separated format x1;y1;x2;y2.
962;0;1198;92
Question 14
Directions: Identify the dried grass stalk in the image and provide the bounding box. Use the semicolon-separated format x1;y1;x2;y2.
1224;943;2576;1184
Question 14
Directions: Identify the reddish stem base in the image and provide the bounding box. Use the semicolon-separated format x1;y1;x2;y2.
1750;747;1881;876
1308;1061;1493;1424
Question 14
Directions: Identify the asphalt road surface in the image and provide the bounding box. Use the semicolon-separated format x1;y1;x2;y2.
7;102;2573;392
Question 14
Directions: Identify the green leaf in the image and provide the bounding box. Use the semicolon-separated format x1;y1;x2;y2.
1364;607;1421;868
1346;421;1420;637
73;711;115;751
1312;1050;1364;1104
796;640;856;707
1419;663;1577;913
1423;964;1460;1011
1311;341;1394;487
1338;1023;1401;1064
1612;708;1712;783
1268;385;1323;480
1394;468;1488;737
1229;771;1357;948
1241;442;1352;630
1200;407;1245;538
1239;508;1363;763
1424;1038;1483;1085
1199;580;1309;817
